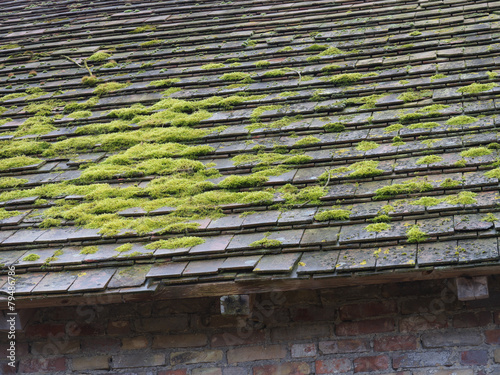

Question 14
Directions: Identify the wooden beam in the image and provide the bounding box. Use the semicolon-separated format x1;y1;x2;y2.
3;264;500;309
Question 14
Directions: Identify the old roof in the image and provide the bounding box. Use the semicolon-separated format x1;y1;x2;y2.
1;0;500;307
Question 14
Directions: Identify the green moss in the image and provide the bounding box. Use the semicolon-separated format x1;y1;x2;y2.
440;178;461;188
485;167;500;179
430;74;447;81
115;243;133;253
305;44;329;51
356;141;379;151
0;140;48;158
250;105;283;122
0;177;28;189
23;254;40;261
0;208;20;220
324;122;345;132
392;136;405;146
148;78;180;87
68;110;92;119
399;113;423;123
93;82;130;96
280;184;325;206
487;71;498;79
250;237;282;248
415;155;443;165
411;196;442;207
278;46;293;52
328;73;363;86
409;30;422;36
0;93;26;102
406;225;427;243
294;135;320;146
446;115;477;126
131;25;156;33
445;191;477;205
383;123;403;133
255;60;270;68
0;44;21;50
366;222;391;232
0;156;42;171
75;120;133;135
397;89;432;103
278;91;298;97
482;213;498;222
321;64;341;72
64;96;99;113
344;94;386;109
145;236;205;250
318;47;344;56
315;209;350;221
371;214;391;223
218;175;267;189
82;75;101;86
457;82;497;94
220;72;254;83
408;122;440;129
80;246;98;254
39;218;61;228
374;180;433;199
140;39;164;47
461;147;492;158
87;51;111;62
349;160;383;178
262;69;287;78
101;60;117;69
201;63;225;70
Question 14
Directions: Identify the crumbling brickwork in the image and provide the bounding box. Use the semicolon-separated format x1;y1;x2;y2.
3;277;500;374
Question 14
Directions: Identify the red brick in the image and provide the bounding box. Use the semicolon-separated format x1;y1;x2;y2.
485;329;500;344
122;336;149;350
374;335;418;351
319;339;370;354
135;316;189;332
461;350;488;365
158;370;188;375
401;296;459;315
171;350;223;365
19;357;66;373
81;337;120;353
0;342;29;357
353;355;389;372
316;359;351;374
340;301;397;321
193;368;222;375
25;324;65;339
153;334;207;348
283;290;321;306
227;345;286;364
31;339;80;355
399;314;448;332
271;324;331;341
336;318;395;336
494;310;500;324
290;306;336;322
253;362;310;375
0;362;16;374
211;330;265;347
68;322;106;337
107;320;130;335
291;343;316;358
72;356;109;371
453;311;491;328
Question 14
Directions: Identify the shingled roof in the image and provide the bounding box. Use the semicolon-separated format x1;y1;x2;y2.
1;0;500;308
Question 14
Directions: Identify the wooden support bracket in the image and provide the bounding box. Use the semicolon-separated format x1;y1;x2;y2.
455;276;489;301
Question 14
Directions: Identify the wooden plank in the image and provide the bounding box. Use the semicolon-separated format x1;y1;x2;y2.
6;263;500;309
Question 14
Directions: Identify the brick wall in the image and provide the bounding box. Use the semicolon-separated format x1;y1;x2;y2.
3;276;500;374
